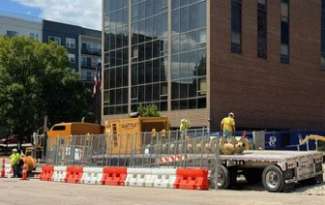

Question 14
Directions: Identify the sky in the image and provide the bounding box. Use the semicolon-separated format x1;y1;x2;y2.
0;0;101;30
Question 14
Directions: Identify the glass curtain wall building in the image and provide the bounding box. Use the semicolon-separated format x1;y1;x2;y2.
104;0;325;131
103;0;129;115
103;0;207;116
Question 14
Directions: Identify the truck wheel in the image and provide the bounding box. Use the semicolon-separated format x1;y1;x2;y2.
215;165;231;189
229;167;238;187
262;165;284;192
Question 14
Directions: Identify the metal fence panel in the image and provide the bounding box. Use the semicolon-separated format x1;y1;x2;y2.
45;129;219;171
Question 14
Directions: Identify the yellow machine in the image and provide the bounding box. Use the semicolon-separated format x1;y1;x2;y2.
47;122;104;150
105;117;169;154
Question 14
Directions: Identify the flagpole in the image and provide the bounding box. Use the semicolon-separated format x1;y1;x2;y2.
95;62;101;124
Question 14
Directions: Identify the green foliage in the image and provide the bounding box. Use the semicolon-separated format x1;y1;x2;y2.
137;104;160;117
0;36;91;140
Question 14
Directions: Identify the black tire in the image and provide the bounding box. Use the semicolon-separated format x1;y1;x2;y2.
215;165;231;189
243;169;262;185
311;175;324;185
262;165;284;192
228;167;238;187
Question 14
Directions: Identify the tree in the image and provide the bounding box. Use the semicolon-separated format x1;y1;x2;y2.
137;104;160;117
0;36;91;141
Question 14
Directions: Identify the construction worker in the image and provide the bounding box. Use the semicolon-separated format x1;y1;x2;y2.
220;112;236;138
179;119;190;140
9;148;21;178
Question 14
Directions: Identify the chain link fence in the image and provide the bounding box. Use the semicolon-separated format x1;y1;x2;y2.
45;128;220;170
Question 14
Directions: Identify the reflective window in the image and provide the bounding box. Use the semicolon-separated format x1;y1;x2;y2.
103;0;129;115
130;0;168;112
103;0;207;115
257;0;267;59
66;38;76;49
280;0;289;64
171;0;207;110
231;0;242;54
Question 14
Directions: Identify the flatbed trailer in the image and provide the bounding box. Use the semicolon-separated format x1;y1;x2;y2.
215;150;324;192
92;150;324;192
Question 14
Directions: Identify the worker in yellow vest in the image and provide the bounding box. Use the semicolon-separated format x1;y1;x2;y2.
179;119;190;140
9;148;21;178
220;112;236;138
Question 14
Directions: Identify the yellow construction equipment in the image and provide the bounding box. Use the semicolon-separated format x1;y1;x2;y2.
47;122;104;150
105;117;169;154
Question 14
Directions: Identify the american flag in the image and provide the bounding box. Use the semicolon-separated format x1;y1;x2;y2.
92;68;101;97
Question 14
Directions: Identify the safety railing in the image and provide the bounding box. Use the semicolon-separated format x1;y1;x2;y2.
45;129;220;170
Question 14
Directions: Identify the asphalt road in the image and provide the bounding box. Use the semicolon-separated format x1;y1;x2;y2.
0;178;324;205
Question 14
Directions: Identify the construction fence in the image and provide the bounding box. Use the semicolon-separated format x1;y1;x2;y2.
45;129;220;170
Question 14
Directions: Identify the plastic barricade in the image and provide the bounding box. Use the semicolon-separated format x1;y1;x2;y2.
125;168;152;187
151;168;177;188
4;162;13;178
101;167;127;186
52;166;67;182
0;158;5;178
174;168;209;190
64;166;83;184
0;158;10;178
81;167;103;185
39;165;54;181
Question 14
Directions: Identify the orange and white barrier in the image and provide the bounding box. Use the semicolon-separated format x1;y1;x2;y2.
159;155;186;164
81;167;103;185
39;165;209;191
174;168;209;190
40;165;54;181
52;166;67;182
0;158;12;178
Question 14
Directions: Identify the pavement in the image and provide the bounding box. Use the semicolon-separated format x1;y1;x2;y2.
0;178;324;205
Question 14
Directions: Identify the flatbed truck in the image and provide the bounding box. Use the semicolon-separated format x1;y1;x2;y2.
92;150;324;192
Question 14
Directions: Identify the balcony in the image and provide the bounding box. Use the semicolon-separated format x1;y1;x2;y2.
81;47;101;56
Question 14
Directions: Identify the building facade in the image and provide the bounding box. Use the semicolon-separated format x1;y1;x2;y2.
43;20;101;82
80;29;102;82
0;14;42;41
102;0;325;130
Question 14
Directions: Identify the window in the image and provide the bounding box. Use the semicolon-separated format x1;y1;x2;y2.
171;1;207;110
280;0;289;64
321;0;325;67
68;53;76;64
86;71;92;81
6;30;18;37
48;36;61;45
257;0;267;59
66;38;76;49
231;0;242;53
103;11;129;116
51;125;66;131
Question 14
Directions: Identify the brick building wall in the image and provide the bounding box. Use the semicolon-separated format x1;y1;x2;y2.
210;0;325;131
